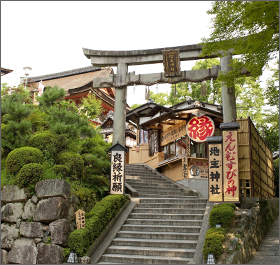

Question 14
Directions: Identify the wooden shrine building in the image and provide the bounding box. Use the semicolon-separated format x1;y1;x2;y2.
24;66;131;125
126;99;275;200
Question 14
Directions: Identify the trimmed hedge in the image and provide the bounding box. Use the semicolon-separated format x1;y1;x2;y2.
15;163;44;193
203;227;226;261
68;194;129;256
56;152;84;179
5;147;44;175
29;131;58;159
52;165;70;179
209;203;236;228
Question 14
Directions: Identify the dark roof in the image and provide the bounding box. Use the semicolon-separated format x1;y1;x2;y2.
1;68;13;76
27;66;101;82
126;100;171;124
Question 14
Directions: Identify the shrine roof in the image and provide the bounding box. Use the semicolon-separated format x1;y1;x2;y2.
27;66;101;82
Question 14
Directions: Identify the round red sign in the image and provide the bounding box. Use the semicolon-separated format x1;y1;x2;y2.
186;116;215;142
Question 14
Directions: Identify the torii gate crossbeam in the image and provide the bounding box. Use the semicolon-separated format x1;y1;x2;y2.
83;44;250;146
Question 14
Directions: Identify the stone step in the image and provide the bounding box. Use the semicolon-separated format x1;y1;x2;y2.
111;238;198;249
126;180;175;187
128;213;204;220
135;190;189;196
139;198;208;203
117;231;200;240
121;224;201;233
125;218;203;226
126;175;162;180
136;203;207;209
99;254;193;264
136;193;199;198
131;186;182;193
132;208;206;214
105;245;195;258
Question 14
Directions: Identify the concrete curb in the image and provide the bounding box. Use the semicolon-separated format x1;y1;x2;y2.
90;197;140;264
190;201;214;264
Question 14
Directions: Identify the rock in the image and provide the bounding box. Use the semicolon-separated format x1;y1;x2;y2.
22;199;36;220
49;219;70;247
1;185;28;203
229;237;239;251
33;197;69;224
1;249;8;264
31;195;38;204
35;179;71;200
1;203;23;223
1;223;20;250
37;243;64;264
8;238;37;264
20;222;44;238
43;228;51;243
80;256;91;264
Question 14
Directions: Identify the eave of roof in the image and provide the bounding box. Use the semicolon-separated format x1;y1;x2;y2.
27;66;101;82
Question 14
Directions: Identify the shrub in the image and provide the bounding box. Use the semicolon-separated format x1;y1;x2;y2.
15;163;44;193
68;194;129;256
52;165;70;179
57;152;84;179
5;147;44;176
209;203;236;228
203;227;226;261
29;131;58;159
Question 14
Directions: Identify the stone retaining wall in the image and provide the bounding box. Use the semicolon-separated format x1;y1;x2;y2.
1;180;81;264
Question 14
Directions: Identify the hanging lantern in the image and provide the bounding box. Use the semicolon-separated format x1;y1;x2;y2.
67;252;79;263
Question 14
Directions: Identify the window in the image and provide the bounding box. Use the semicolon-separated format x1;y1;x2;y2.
190;141;207;158
240;180;251;197
163;136;188;159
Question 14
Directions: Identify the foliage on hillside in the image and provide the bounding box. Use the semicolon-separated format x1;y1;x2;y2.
1;84;111;203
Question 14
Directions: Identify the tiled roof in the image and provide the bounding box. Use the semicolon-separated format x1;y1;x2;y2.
27;66;101;82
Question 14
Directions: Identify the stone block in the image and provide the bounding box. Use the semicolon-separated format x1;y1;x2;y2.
1;223;20;250
22;199;36;220
7;238;37;264
49;219;70;247
1;185;28;203
37;243;64;264
33;197;69;224
31;195;38;204
20;222;44;238
1;249;8;264
80;256;91;264
35;179;71;199
1;203;23;223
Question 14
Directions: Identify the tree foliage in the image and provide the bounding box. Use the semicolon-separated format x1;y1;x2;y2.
201;1;279;78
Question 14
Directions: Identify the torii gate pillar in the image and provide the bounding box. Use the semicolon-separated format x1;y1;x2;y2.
113;63;128;146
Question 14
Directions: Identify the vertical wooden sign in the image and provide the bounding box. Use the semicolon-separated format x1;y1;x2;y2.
75;209;85;229
109;142;127;195
182;157;188;178
222;130;239;202
208;142;223;201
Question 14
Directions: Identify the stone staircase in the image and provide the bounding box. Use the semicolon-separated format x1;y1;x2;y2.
97;164;207;264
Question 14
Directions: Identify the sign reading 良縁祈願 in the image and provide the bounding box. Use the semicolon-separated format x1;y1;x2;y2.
109;142;128;195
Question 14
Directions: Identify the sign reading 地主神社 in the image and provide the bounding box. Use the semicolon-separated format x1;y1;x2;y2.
187;116;215;143
109;142;127;195
208;140;223;202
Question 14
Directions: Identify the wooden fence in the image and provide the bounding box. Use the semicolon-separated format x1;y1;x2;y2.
237;118;275;199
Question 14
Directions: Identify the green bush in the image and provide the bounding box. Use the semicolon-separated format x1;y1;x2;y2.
68;194;129;256
15;163;44;193
209;203;236;228
57;152;84;179
52;165;70;179
29;131;58;159
203;227;226;261
5;147;44;176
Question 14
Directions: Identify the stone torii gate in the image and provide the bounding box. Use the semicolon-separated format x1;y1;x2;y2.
83;44;249;146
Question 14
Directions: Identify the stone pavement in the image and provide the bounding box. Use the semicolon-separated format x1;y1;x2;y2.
248;216;279;264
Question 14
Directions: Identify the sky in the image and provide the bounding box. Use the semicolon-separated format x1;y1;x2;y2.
0;1;273;106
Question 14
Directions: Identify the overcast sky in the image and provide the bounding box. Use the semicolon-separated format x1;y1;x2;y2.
0;1;273;106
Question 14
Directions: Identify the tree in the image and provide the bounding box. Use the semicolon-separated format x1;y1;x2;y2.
201;1;279;78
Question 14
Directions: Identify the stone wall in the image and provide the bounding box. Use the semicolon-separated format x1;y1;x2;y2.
218;197;279;264
1;179;81;264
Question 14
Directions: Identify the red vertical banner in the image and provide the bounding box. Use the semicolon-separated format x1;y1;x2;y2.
222;130;239;202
